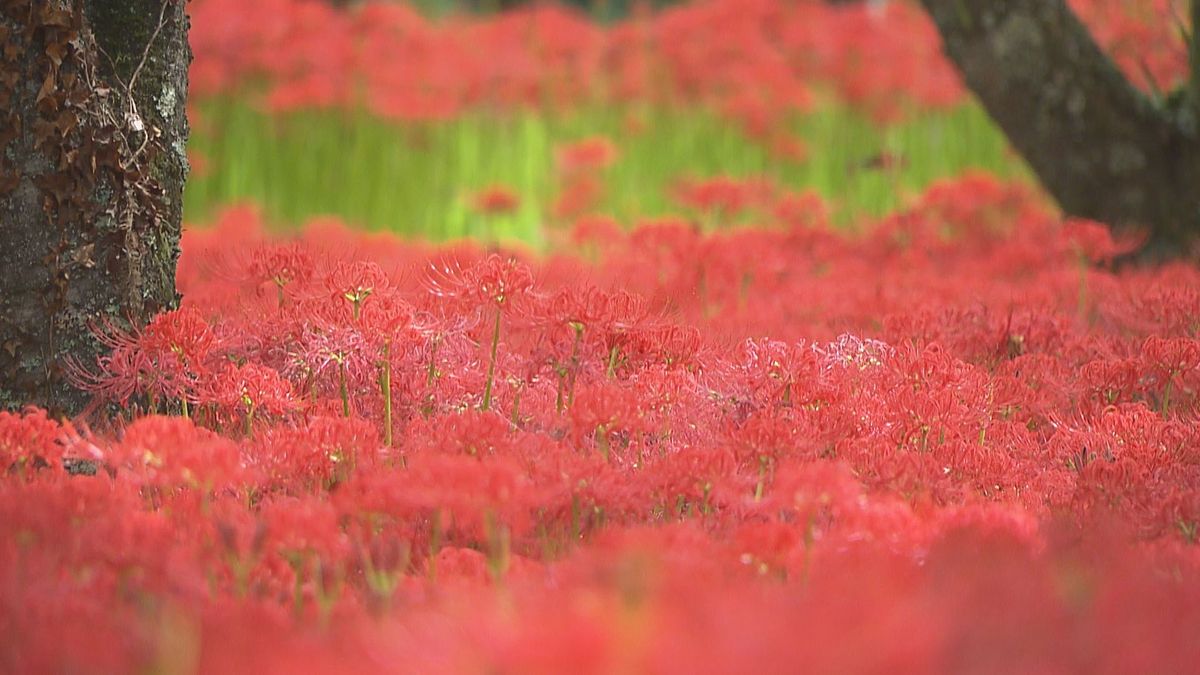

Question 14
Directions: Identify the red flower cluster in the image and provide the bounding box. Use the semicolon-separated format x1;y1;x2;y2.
672;175;777;220
551;136;618;219
189;0;1187;130
471;185;522;216
5;175;1200;671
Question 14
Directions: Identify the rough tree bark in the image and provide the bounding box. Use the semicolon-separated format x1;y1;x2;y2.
918;0;1200;258
0;0;189;415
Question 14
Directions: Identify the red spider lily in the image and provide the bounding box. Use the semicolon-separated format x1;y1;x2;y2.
519;286;655;411
426;254;534;312
108;415;244;491
772;190;829;230
260;495;351;573
555;137;618;175
1062;218;1143;264
1069;0;1190;90
1079;357;1145;407
569;380;656;465
617;323;702;371
426;254;535;411
359;292;419;337
0;408;64;475
246;415;379;494
569;214;624;250
553;174;604;221
359;293;425;444
204;362;298;435
403;409;515;460
325;260;391;321
672;175;776;221
347;453;535;558
289;321;376;417
768;133;808;164
67;308;218;416
247;242;315;306
1141;336;1200;414
737;338;822;408
471;185;521;216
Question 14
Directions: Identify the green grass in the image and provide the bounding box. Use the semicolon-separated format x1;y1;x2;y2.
184;98;1025;246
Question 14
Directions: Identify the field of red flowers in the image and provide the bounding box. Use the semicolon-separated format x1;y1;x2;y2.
5;1;1200;674
188;0;1188;123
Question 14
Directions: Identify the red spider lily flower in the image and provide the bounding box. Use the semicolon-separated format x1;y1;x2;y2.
1142;337;1200;379
247;242;315;304
1079;358;1145;407
738;338;823;408
291;322;377;385
773;190;830;230
349;453;534;543
426;254;535;312
204;362;299;433
66;308;218;414
325;260;390;320
359;292;419;336
553;175;604;220
109;415;244;490
570;215;624;248
288;321;377;418
620;323;703;370
0;408;65;474
1062;218;1143;264
569;381;650;459
471;185;521;216
522;286;644;335
672;175;776;219
250;415;380;492
402;409;518;460
768;133;809;164
260;495;351;568
1141;336;1200;414
140;307;219;368
555;137;618;175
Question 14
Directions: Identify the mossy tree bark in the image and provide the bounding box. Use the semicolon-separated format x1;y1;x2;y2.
0;0;189;415
918;0;1200;258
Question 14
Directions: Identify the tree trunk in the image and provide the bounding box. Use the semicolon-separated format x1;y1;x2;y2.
0;0;189;416
918;0;1200;258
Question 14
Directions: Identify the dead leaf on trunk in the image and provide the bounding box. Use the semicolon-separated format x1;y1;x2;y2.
36;70;56;104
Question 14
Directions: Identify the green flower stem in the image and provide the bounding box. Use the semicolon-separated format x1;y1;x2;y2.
481;309;502;411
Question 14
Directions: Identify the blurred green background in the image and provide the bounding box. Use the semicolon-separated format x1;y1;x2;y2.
185;99;1021;244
